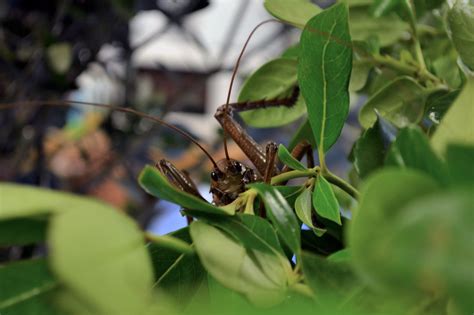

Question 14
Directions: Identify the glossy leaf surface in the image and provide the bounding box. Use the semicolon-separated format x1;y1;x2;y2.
298;3;352;153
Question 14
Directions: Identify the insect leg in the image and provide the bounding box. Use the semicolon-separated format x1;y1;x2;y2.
156;159;205;201
215;87;300;176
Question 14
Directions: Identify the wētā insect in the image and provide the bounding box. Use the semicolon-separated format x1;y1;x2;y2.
0;20;315;214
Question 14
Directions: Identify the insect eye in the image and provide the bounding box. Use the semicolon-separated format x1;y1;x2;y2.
211;170;224;181
231;161;242;173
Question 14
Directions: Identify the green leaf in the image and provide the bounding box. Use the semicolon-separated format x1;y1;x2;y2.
0;259;59;314
425;89;460;124
312;175;341;225
300;251;362;305
288;118;317;151
301;229;343;256
0;217;47;246
48;203;154;314
281;44;299;59
250;183;301;254
349;7;409;47
139;165;233;216
147;228;206;309
447;1;474;70
146;233;194;254
349;169;440;290
46;43;72;74
349;60;371;92
190;221;292;307
376;190;474;313
431;78;474;156
211;214;285;257
446;144;474;186
277;144;306;171
352;119;386;179
385;126;448;184
298;3;352;153
359;76;426;129
238;58;306;127
295;187;326;236
0;183;101;219
264;0;321;28
327;248;351;263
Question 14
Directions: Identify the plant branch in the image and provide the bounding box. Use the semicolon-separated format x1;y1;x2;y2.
270;168;319;185
322;170;359;200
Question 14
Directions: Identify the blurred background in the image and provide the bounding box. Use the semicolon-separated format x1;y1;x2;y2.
0;0;355;246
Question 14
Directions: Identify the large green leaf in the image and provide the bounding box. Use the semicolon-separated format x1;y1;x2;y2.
0;183;100;219
189;221;292;307
359;76;426;129
431;78;474;156
447;1;474;70
385;126;448;184
295;187;326;236
211;214;286;257
298;3;352;153
0;217;47;246
446;144;474;186
349;169;440;290
250;183;301;255
301;251;362;306
375;190;474;313
139;165;233;216
312;175;341;225
277;144;306;171
48;204;154;315
264;0;321;28
238;58;306;127
0;259;59;314
147;228;206;309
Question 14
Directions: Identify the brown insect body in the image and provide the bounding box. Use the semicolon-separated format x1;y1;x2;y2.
210;158;258;206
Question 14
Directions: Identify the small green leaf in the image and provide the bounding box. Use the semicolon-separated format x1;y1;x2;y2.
0;217;47;246
139;165;233;216
190;221;291;307
0;259;58;314
386;126;448;184
312;176;341;225
327;248;351;263
250;183;301;254
349;60;371;92
277;144;306;171
425;89;460;124
352;120;386;179
49;204;154;314
264;0;321;28
447;1;474;71
46;43;72;74
431;78;474;156
359;76;426;129
281;44;299;59
298;3;352;153
238;58;306;127
349;8;409;47
295;187;326;236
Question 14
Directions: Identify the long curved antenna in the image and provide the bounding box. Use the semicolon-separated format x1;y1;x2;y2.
222;19;280;160
0;100;219;168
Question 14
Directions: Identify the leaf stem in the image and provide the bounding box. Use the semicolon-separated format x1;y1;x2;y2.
370;54;442;85
270;168;319;185
321;170;359;200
